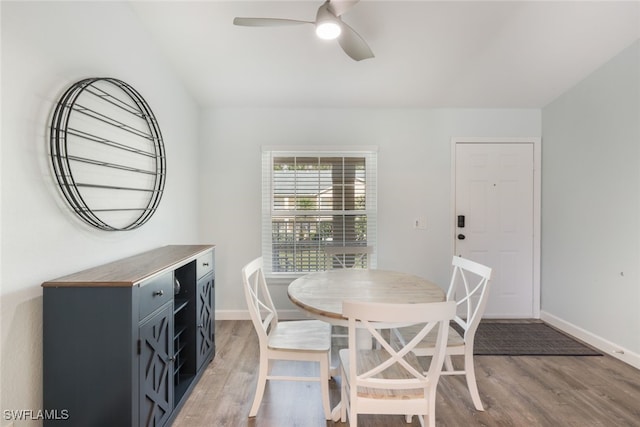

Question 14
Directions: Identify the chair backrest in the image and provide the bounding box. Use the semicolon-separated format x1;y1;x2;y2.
343;300;456;395
324;245;373;269
446;256;492;340
242;257;278;347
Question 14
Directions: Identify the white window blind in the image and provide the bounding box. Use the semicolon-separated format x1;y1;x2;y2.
262;148;377;276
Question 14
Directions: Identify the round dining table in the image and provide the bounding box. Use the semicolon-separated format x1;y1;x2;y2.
288;268;445;326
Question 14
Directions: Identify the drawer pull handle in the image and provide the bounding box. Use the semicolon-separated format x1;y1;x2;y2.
202;262;210;267
153;290;164;297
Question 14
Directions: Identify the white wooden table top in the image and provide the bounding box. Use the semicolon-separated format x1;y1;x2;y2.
288;269;445;323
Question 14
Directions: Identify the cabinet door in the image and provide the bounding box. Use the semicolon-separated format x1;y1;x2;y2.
196;272;215;368
139;303;174;427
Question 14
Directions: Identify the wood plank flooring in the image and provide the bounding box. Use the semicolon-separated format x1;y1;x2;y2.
172;320;640;427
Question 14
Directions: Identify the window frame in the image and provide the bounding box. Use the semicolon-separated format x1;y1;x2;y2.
262;146;378;278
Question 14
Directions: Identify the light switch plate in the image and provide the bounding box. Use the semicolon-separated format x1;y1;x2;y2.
414;217;427;230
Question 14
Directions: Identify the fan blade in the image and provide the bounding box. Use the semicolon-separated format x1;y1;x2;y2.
327;0;360;17
337;20;374;61
233;17;311;27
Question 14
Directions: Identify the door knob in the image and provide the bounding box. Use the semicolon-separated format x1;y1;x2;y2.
457;234;466;240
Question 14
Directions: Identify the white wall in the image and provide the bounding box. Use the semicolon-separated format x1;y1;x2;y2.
199;107;541;317
0;2;201;424
2;1;636;422
541;41;640;366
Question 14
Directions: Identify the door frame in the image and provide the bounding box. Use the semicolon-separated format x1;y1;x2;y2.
451;137;541;318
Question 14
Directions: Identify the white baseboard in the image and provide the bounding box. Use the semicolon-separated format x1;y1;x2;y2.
540;311;640;370
215;309;310;321
214;310;247;320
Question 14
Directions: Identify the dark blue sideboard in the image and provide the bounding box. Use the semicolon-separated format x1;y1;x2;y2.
42;245;216;427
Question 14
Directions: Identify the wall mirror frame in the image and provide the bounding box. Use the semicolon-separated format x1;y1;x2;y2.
49;77;166;231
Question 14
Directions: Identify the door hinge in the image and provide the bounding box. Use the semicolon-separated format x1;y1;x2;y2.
137;339;141;355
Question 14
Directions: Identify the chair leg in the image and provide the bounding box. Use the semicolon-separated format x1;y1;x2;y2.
249;356;269;417
350;382;358;426
427;388;436;427
463;350;484;411
320;354;331;420
340;365;347;422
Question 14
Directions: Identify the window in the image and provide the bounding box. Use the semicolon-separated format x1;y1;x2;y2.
262;148;377;276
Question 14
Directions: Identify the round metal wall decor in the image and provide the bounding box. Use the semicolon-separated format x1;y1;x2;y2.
50;77;166;231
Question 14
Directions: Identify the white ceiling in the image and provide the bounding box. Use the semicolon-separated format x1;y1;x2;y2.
130;1;640;108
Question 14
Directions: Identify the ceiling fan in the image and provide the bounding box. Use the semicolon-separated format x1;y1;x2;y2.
233;0;374;61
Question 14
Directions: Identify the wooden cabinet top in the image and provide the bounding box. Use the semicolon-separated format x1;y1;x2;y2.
42;245;215;288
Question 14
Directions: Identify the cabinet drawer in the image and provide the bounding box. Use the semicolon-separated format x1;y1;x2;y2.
196;252;214;279
139;272;173;320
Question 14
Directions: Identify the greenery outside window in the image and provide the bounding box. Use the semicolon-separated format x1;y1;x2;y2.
262;148;377;276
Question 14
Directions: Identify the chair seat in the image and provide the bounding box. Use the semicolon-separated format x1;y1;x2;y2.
339;348;426;400
398;325;465;350
268;320;331;352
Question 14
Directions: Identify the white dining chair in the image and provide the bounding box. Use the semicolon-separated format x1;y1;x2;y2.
393;256;492;411
241;257;332;419
339;300;456;427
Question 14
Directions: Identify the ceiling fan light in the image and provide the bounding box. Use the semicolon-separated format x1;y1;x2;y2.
316;21;341;40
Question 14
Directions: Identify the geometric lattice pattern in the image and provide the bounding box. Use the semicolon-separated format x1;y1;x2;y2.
196;274;215;369
139;304;174;427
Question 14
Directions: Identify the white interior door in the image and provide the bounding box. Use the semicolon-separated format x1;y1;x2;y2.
454;140;539;318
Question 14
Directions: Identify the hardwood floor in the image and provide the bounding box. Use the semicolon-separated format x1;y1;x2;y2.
173;320;640;427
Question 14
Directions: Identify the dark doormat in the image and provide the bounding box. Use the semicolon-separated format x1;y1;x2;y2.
461;322;603;356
